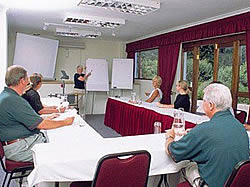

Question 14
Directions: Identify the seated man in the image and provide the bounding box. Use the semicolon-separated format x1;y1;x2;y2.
0;65;75;162
166;83;249;186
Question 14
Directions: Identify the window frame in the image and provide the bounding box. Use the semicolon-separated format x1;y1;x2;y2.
181;33;248;112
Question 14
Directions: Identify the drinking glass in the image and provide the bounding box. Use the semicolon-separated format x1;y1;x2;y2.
154;121;162;134
131;92;136;102
172;110;185;141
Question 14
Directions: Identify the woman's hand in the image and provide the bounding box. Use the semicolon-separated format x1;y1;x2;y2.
156;102;163;108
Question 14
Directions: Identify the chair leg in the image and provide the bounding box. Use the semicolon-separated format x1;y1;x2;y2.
157;174;164;187
6;173;13;187
19;171;26;187
19;177;23;187
163;174;170;187
2;173;8;187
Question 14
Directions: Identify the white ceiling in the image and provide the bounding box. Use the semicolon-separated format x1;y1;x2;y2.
1;0;250;42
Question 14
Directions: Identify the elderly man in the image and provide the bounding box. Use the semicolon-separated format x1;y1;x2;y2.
166;83;249;187
0;65;74;162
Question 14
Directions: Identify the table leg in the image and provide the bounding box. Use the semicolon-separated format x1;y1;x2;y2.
55;182;59;187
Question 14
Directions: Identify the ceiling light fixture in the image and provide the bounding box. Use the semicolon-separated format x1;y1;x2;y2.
64;15;125;28
56;27;101;38
78;0;160;15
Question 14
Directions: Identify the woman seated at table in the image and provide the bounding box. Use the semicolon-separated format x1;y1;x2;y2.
145;75;163;103
156;80;190;112
22;73;65;114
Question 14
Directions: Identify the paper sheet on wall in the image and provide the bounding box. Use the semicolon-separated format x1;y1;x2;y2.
111;58;134;89
86;58;109;91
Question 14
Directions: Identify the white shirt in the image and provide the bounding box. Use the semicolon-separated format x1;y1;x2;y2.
148;88;163;102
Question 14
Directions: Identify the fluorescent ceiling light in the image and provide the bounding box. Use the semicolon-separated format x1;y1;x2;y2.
78;0;160;15
64;15;125;28
56;27;101;38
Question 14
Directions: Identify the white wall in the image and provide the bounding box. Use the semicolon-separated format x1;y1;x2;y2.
0;8;8;92
8;34;128;114
7;32;182;114
55;39;126;81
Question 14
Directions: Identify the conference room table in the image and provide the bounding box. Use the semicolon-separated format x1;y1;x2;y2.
27;98;190;187
104;97;210;136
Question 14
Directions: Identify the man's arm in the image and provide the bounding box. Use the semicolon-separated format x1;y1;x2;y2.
165;128;175;155
37;117;74;130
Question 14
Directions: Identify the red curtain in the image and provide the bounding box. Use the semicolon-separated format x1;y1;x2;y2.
126;12;250;53
159;43;180;104
127;51;135;59
247;29;250;100
126;12;250;103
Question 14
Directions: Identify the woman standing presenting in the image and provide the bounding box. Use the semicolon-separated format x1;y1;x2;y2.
74;65;91;91
156;80;190;112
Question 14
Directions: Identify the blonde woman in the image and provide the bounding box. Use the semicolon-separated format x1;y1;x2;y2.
156;80;190;112
145;75;163;103
22;73;65;114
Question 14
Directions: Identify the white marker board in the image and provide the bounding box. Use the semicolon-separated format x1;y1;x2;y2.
13;33;59;79
111;58;134;89
86;59;109;91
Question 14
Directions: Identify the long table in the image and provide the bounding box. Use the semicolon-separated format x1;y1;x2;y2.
104;97;209;136
27;107;190;186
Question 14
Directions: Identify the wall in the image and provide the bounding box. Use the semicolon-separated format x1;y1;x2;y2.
55;39;126;81
8;33;130;114
8;33;182;114
0;8;8;92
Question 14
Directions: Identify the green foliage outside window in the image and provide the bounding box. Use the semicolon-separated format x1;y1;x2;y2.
185;45;249;104
135;49;158;79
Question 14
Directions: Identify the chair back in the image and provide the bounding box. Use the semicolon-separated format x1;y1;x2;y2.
0;141;7;172
247;106;250;124
0;141;4;159
92;150;151;187
224;159;250;187
234;109;247;124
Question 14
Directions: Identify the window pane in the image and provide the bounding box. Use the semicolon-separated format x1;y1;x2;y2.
239;45;247;92
134;49;158;79
183;51;193;107
184;51;193;86
198;45;214;100
217;47;233;88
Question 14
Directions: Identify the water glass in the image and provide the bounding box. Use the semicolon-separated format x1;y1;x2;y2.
137;96;142;105
131;92;136;102
172;110;185;141
154;121;162;134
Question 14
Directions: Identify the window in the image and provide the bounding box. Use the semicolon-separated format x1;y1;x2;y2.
217;46;233;88
238;45;249;104
134;48;158;79
182;33;248;112
198;44;214;99
183;51;193;86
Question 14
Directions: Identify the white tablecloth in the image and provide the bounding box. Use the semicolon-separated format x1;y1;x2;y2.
112;97;210;125
27;110;189;186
